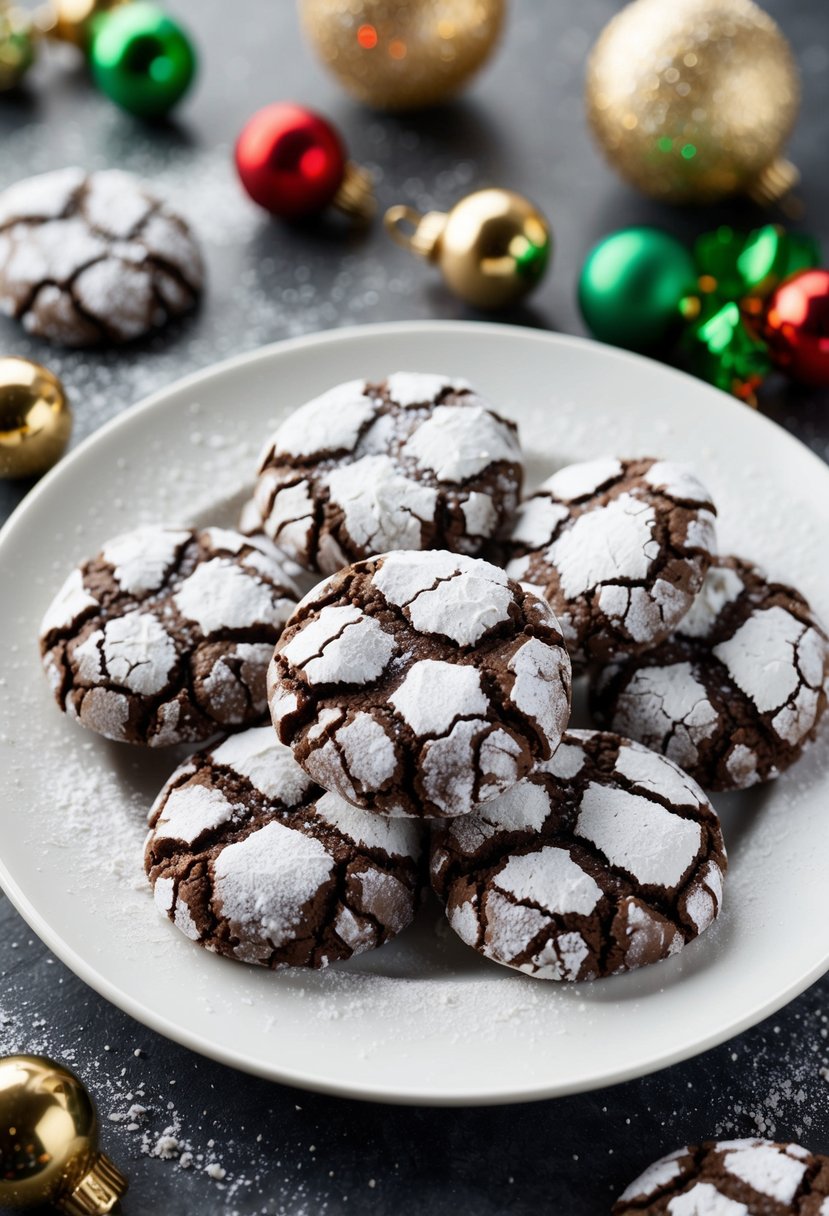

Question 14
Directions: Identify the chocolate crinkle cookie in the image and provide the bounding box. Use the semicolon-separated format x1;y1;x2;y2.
0;167;203;347
613;1137;829;1215
269;549;572;819
506;457;717;669
253;372;523;574
591;556;829;791
145;727;422;969
430;730;726;981
40;525;301;746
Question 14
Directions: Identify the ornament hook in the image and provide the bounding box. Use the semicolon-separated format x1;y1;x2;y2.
332;162;376;223
384;205;446;261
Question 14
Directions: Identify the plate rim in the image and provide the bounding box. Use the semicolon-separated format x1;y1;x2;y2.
2;319;829;1106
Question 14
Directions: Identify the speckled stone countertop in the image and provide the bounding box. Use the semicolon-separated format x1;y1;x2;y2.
2;2;829;1212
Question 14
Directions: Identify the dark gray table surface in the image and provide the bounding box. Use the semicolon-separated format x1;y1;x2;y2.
2;2;829;1213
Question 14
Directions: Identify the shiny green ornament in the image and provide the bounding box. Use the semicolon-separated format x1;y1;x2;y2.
694;224;821;301
693;227;747;301
683;300;771;402
90;2;196;119
736;224;820;296
578;226;696;352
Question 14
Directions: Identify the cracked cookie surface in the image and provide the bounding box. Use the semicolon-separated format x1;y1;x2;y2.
430;729;726;981
591;556;829;791
40;525;301;746
613;1137;829;1215
268;549;572;819
145;727;422;969
253;372;523;574
0;167;203;346
505;457;717;668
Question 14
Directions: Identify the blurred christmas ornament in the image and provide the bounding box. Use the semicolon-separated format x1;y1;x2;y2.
585;0;800;205
578;222;824;403
298;0;505;111
0;7;35;90
762;269;829;386
0;1054;127;1212
385;188;550;310
235;102;374;222
39;0;131;50
0;357;72;479
578;227;696;352
89;1;196;118
695;224;820;304
682;300;771;404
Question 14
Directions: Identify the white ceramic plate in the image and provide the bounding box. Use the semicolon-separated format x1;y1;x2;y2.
2;321;828;1106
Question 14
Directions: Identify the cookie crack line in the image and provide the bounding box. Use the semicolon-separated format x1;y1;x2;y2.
0;173;85;236
441;826;704;939
146;256;199;319
17;258;107;330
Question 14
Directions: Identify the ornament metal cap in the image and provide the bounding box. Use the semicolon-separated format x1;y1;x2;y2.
61;1153;127;1216
384;188;552;311
332;161;376;223
747;158;800;207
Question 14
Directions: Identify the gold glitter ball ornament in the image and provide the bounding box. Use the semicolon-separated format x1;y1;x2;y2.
385;187;551;310
585;0;800;206
0;1055;127;1212
0;357;72;479
36;0;133;49
298;0;505;111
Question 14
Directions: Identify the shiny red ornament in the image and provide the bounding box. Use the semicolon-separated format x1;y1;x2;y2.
234;102;373;221
762;268;829;386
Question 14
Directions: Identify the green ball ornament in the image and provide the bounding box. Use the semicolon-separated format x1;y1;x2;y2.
578;226;697;352
90;2;196;119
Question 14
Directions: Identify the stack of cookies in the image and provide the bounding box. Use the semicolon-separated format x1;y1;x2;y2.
38;373;829;981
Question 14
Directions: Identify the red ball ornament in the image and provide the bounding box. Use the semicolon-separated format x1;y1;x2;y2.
763;268;829;386
234;102;374;222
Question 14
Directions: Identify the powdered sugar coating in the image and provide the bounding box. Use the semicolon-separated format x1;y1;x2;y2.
145;729;422;969
0;167;203;347
373;550;513;647
254;374;523;573
613;1137;829;1215
506;456;717;668
214;822;335;953
280;604;398;686
40;526;302;746
269;549;571;819
592;556;829;791
431;729;726;981
389;660;488;735
722;1144;805;1203
576;786;702;889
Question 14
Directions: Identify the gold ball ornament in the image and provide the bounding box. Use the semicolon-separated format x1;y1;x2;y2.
0;357;72;480
0;8;36;91
585;0;800;206
36;0;133;49
298;0;505;111
0;1055;127;1213
385;187;551;310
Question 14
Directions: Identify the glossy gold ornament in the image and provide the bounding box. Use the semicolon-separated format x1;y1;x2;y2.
0;357;72;479
299;0;505;111
36;0;133;49
0;1055;127;1213
585;0;800;205
385;187;551;310
0;7;35;91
